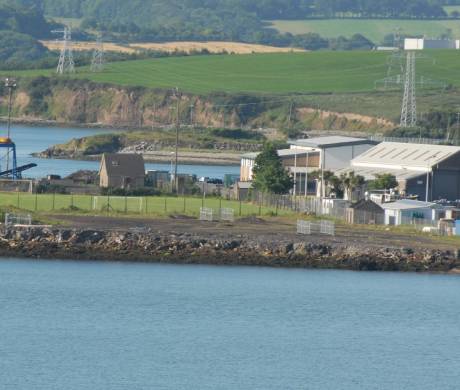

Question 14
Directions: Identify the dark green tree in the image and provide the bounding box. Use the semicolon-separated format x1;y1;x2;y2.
252;143;294;194
368;173;398;190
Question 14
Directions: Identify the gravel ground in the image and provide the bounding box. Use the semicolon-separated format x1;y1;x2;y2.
49;214;459;252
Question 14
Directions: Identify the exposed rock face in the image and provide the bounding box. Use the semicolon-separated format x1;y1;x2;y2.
2;78;393;132
0;227;459;273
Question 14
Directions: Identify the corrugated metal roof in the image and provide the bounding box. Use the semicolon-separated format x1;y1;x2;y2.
241;149;319;160
380;199;440;210
352;142;460;170
289;136;374;149
336;166;423;181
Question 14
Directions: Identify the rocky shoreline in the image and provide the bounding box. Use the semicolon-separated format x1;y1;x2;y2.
1;226;460;273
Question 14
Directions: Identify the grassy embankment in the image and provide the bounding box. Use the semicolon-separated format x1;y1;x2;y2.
269;19;460;43
3;50;460;120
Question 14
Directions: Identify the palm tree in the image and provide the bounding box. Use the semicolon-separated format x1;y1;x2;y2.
340;171;365;201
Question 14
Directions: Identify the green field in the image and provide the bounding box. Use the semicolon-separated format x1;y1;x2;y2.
270;19;460;43
0;193;293;217
4;50;460;95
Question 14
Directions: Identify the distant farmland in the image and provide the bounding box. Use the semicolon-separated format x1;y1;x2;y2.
41;40;304;55
269;19;460;43
4;50;460;95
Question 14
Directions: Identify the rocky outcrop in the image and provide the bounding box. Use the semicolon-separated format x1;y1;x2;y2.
1;226;459;273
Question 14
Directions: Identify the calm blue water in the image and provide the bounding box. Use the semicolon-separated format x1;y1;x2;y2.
1;259;460;390
0;125;239;179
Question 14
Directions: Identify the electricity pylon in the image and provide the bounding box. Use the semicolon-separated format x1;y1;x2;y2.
90;35;105;72
375;50;446;128
400;51;417;127
53;27;75;74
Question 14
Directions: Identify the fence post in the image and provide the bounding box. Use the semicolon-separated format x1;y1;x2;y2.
34;192;38;211
52;192;55;211
125;196;128;214
202;193;205;208
90;195;93;211
16;191;20;209
164;197;167;213
219;197;222;212
183;196;186;213
146;197;149;214
239;199;242;216
71;194;74;209
275;199;278;216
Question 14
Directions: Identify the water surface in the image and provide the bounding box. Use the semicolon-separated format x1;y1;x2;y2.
1;259;460;389
0;125;239;179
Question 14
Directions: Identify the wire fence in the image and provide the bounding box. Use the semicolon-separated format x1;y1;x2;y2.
0;192;293;218
249;191;451;235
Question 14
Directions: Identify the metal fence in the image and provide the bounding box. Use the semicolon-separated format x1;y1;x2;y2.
200;207;235;222
297;220;335;236
250;191;447;234
200;207;215;222
220;208;235;222
368;135;460;146
5;213;32;226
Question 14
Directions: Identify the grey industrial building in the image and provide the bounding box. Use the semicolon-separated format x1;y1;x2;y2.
343;142;460;201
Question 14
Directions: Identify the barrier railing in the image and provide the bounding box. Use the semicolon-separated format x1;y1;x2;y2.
297;220;335;236
200;207;215;222
5;213;32;226
220;208;235;222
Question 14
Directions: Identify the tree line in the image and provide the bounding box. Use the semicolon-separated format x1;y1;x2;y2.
0;0;452;48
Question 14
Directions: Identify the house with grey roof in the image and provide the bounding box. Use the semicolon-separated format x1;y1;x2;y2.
99;153;145;189
343;142;460;201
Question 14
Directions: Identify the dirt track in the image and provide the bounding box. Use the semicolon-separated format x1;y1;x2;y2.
50;214;459;252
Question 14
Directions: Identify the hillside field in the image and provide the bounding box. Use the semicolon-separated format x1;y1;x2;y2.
269;19;460;43
40;40;304;55
4;50;460;96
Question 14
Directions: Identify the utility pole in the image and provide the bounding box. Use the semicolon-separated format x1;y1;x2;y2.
151;103;156;130
5;78;16;172
173;87;181;194
288;100;293;127
5;78;16;139
53;26;75;74
189;104;194;127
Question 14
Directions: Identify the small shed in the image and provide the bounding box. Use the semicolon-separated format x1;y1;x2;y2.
346;199;384;225
380;199;442;226
99;153;145;189
234;181;252;201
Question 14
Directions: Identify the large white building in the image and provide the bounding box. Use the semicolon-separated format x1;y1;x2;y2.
404;38;460;50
